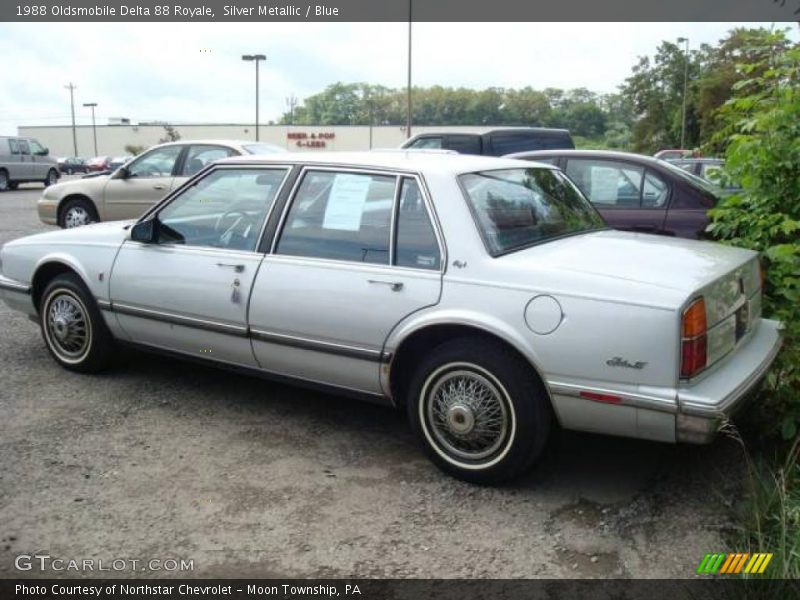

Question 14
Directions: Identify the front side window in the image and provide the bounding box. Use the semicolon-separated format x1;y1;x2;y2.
277;170;395;265
409;137;443;150
181;145;237;176
29;140;46;155
565;159;645;207
395;178;440;270
127;145;182;178
156;168;287;252
460;168;605;256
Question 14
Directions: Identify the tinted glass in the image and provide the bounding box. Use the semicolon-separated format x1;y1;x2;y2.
395;178;440;270
128;145;182;178
277;171;395;265
409;137;443;149
29;140;45;154
157;168;287;251
8;139;19;154
444;134;481;154
565;159;644;207
182;145;237;176
642;170;670;207
460;168;605;256
18;140;30;155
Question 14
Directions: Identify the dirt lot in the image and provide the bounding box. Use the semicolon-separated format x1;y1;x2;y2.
0;183;745;579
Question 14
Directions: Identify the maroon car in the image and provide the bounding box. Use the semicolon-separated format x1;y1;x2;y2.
506;149;720;240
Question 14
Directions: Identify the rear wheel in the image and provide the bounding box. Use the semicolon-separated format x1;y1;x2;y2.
39;273;115;373
44;169;58;187
8;182;18;190
407;337;551;484
59;198;98;229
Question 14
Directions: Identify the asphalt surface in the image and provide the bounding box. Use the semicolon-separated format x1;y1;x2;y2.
0;181;745;579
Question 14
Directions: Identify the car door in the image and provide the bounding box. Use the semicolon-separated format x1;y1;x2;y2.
4;139;26;181
16;139;33;179
109;165;291;366
28;139;50;179
102;144;184;221
564;158;670;234
249;169;443;395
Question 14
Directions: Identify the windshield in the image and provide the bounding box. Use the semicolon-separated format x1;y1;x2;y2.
243;143;286;155
459;168;606;256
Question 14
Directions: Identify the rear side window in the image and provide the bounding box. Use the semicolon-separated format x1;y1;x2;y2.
8;139;20;154
18;140;30;155
443;135;481;155
182;145;237;176
565;159;645;208
395;178;440;270
277;171;395;265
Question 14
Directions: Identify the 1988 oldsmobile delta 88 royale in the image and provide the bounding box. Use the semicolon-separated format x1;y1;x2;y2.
0;152;782;483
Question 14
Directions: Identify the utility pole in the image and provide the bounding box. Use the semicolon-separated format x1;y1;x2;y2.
242;54;267;141
285;94;297;125
65;83;78;156
406;0;412;139
677;37;689;149
83;102;98;156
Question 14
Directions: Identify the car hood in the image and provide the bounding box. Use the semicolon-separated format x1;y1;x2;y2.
5;220;133;248
497;229;758;306
43;173;109;199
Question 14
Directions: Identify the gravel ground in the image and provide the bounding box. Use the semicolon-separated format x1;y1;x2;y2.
0;183;744;579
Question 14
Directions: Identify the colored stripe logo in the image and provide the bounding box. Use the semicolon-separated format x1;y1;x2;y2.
696;552;773;574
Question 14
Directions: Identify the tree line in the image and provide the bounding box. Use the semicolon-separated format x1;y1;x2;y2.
278;27;796;155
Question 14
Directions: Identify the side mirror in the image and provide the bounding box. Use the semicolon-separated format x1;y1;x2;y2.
112;166;129;180
40;147;50;156
130;219;157;243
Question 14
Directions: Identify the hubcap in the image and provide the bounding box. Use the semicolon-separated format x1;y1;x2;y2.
64;206;91;228
46;293;90;360
425;368;510;462
48;171;57;184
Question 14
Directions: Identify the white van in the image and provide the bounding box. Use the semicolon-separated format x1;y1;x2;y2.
0;136;60;191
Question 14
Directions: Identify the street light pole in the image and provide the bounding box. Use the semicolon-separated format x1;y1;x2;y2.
65;83;78;156
406;1;413;139
242;54;267;141
83;102;98;156
677;37;689;149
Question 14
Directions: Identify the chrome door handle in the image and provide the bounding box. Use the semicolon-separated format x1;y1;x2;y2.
153;185;166;190
368;279;403;291
217;263;245;272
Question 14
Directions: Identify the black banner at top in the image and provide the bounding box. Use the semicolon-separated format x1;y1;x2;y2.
2;0;800;22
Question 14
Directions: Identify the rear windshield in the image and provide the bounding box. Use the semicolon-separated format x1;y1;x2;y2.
459;168;606;256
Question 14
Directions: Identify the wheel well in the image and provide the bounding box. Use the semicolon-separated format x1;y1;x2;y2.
31;262;80;311
389;324;550;408
58;194;97;222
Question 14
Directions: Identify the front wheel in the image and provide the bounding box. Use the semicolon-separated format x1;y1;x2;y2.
44;169;59;187
39;273;115;373
407;337;551;484
0;169;8;191
59;198;98;228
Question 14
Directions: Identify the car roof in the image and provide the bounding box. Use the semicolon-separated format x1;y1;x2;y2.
409;127;571;137
506;148;669;166
156;139;272;148
216;150;559;175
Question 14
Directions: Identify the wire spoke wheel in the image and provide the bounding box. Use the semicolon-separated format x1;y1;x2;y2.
422;365;513;465
44;291;92;363
64;206;92;228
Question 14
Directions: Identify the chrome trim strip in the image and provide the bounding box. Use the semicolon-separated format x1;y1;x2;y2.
0;276;31;294
548;381;678;414
250;328;386;362
96;298;112;310
112;302;248;337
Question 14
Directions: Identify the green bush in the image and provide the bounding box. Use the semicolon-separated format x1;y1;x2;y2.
708;38;800;441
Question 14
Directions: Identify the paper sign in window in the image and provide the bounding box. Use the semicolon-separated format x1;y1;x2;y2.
322;174;372;231
590;166;620;204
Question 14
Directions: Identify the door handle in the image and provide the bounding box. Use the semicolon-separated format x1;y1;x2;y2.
217;263;245;272
368;279;403;291
153;184;166;190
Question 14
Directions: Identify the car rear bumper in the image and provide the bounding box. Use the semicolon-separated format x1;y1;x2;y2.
675;318;783;443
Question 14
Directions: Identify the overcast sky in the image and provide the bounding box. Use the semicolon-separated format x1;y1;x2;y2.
1;22;797;135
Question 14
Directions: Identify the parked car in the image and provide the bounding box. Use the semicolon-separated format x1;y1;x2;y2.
38;140;285;228
401;128;574;156
0;136;60;191
670;158;742;192
58;157;89;175
506;149;723;239
2;152;782;484
86;156;112;172
654;149;693;160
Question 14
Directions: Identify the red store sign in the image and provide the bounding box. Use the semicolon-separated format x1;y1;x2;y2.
287;132;335;148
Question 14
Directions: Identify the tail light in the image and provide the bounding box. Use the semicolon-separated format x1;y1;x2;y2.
681;297;707;379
